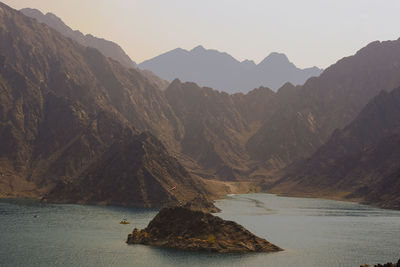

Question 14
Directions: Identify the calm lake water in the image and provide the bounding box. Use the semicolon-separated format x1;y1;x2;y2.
1;194;399;267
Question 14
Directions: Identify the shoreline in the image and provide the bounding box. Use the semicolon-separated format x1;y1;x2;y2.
1;180;399;212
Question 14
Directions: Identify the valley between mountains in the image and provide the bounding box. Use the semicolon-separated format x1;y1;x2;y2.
0;2;399;210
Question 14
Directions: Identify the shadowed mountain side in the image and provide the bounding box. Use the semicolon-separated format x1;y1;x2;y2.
231;86;277;123
43;132;209;207
20;8;169;91
0;3;197;203
247;38;400;166
270;87;400;210
140;69;169;90
164;79;277;180
139;46;322;93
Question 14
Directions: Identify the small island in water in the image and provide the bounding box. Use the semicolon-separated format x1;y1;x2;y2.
127;206;282;253
361;259;400;267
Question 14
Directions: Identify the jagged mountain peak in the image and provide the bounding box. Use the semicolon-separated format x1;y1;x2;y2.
261;52;290;63
168;78;183;88
19;7;43;16
258;52;295;69
241;59;257;69
190;45;206;52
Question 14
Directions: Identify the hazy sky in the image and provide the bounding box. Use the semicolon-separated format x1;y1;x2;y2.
4;0;400;68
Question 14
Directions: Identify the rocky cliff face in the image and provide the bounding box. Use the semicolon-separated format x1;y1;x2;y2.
127;206;282;253
165;79;278;180
43;132;208;207
165;80;250;179
0;2;202;205
270;87;400;209
182;194;221;213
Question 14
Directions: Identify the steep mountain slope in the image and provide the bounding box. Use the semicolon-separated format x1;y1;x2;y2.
43;132;207;207
139;45;322;93
270;87;400;209
0;2;203;205
247;39;400;166
20;7;169;90
164;80;276;180
20;7;136;69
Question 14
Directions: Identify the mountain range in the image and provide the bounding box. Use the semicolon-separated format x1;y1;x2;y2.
139;46;323;93
0;2;399;210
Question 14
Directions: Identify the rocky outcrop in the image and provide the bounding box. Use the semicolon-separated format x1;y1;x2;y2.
182;195;221;213
127;206;282;253
361;259;400;267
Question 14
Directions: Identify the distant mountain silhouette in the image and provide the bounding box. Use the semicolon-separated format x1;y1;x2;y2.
139;45;323;93
20;8;169;90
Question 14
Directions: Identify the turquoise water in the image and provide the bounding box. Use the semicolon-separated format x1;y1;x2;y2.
1;194;399;267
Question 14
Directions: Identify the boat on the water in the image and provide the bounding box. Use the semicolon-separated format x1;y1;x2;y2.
120;219;130;224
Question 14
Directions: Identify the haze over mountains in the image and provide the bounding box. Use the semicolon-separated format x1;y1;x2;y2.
21;7;321;94
139;46;323;93
20;8;169;91
20;8;137;69
0;2;399;210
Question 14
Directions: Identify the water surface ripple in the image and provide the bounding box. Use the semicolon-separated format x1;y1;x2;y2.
1;194;399;266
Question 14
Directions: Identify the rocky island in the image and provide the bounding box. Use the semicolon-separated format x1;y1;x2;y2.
126;206;282;253
361;259;400;267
